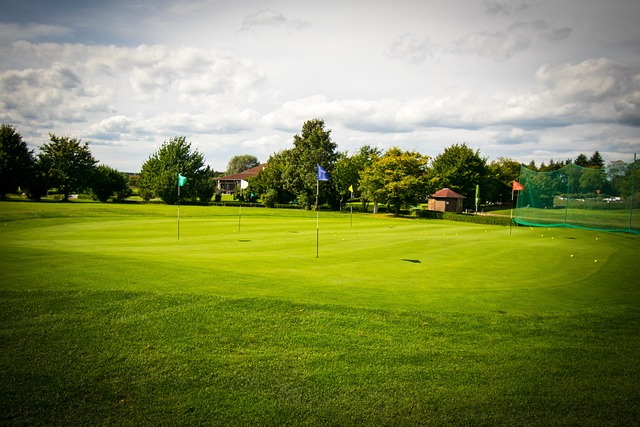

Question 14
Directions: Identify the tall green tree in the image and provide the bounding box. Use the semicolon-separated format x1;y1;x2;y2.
574;153;589;167
0;124;34;199
24;157;49;201
192;166;218;203
250;150;296;206
428;143;487;208
607;160;628;196
226;154;259;175
579;167;606;195
539;159;567;172
139;136;206;205
332;145;381;210
486;157;522;205
283;119;339;209
92;164;130;202
619;158;640;198
588;151;605;168
38;134;97;201
359;147;429;215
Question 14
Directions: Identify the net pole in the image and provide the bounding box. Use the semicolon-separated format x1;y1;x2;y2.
564;164;570;226
630;153;637;233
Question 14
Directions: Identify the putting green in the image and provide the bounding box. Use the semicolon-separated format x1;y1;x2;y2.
1;203;637;313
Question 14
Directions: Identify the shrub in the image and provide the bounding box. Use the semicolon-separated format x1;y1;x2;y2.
262;189;279;208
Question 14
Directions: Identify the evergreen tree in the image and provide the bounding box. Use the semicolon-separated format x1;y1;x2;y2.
588;151;605;168
574;153;589;167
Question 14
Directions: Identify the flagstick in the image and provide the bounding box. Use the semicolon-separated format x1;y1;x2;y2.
316;179;320;258
238;203;242;232
629;153;636;234
510;187;514;237
177;180;181;241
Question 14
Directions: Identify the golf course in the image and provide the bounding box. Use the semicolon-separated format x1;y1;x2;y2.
1;201;639;425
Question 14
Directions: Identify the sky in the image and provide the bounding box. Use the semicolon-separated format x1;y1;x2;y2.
1;0;639;172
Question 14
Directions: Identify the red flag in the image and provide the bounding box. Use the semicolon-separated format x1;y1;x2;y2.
512;181;524;191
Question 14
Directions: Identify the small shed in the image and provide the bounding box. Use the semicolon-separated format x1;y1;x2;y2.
428;188;465;214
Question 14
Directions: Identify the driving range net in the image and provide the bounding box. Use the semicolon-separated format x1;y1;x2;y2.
514;162;639;234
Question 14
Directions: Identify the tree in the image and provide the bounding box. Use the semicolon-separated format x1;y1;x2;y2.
250;150;296;206
428;143;487;208
192;166;218;203
283;119;339;209
38;134;97;201
332;145;381;210
486;157;522;205
92;164;130;202
574;153;589;167
24;157;49;201
359;147;429;215
588;151;605;168
618;158;640;198
226;154;259;175
139;136;207;204
607;160;628;196
579;167;606;195
539;159;566;172
0;124;34;199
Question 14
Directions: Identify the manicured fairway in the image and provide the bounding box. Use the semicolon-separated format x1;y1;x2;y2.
1;201;639;425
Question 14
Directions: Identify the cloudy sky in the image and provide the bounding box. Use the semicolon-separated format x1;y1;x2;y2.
1;0;639;172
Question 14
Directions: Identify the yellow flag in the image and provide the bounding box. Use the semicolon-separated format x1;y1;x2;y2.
348;185;353;192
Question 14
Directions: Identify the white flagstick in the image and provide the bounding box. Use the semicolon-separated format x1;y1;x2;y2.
510;186;514;237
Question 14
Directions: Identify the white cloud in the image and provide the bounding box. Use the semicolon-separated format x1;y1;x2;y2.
484;0;535;15
0;64;109;126
451;31;531;60
0;23;72;43
536;57;640;125
384;33;435;64
1;0;638;169
240;9;310;33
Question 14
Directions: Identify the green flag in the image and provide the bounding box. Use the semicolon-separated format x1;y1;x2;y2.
475;184;480;207
178;173;187;187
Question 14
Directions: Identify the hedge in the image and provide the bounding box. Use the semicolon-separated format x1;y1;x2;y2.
416;209;512;226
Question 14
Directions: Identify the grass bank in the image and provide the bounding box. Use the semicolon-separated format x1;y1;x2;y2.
1;201;639;425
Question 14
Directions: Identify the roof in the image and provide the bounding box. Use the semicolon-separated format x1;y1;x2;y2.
430;188;465;199
217;164;266;181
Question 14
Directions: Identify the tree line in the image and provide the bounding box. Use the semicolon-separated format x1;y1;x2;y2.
247;119;639;214
1;121;638;212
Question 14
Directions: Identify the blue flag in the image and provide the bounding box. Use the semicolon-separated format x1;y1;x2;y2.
317;164;328;181
178;173;187;187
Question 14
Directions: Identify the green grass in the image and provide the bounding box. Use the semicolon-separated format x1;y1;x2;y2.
514;205;639;232
1;201;639;425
